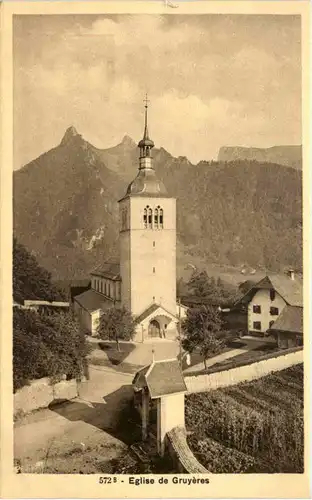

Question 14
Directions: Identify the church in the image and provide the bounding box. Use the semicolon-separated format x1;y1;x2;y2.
73;99;186;342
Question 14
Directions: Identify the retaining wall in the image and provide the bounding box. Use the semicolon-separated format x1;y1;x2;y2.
185;347;303;393
14;377;79;416
166;427;209;473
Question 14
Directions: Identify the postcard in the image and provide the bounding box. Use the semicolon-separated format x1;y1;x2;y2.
0;1;310;498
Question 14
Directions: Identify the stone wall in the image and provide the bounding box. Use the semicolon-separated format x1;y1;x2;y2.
14;377;79;416
166;427;209;473
185;347;303;394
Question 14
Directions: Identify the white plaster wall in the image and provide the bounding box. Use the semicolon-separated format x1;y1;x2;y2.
129;197;176;316
248;289;286;333
185;349;303;394
91;310;101;336
163;394;185;432
119;198;131;311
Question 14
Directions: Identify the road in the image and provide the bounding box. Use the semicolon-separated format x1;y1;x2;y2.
14;365;134;470
14;340;180;471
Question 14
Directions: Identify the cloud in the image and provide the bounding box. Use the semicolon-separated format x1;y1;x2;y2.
14;14;301;168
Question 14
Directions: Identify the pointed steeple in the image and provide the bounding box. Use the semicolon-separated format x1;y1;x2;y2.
138;94;154;164
143;96;151;141
120;95;169;200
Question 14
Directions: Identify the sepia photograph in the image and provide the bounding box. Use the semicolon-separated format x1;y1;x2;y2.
1;0;311;497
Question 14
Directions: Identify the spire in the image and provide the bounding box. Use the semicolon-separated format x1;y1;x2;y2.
143;94;150;141
138;93;154;165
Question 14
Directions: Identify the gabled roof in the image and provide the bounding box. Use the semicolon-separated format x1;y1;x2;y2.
74;289;114;313
135;303;178;324
270;305;303;334
238;274;303;307
91;261;121;281
268;275;302;306
133;359;187;399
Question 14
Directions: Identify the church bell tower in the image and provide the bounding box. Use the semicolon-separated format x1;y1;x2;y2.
118;96;177;318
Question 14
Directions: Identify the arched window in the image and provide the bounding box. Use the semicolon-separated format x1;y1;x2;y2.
159;208;164;228
154;208;159;228
143;208;147;228
147;207;152;229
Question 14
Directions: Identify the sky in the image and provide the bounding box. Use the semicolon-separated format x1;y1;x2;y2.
13;14;301;169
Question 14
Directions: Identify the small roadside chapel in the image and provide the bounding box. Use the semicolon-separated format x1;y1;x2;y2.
132;357;187;456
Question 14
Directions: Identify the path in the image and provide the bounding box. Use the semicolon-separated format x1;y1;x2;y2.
14;365;133;470
14;339;181;471
183;338;271;374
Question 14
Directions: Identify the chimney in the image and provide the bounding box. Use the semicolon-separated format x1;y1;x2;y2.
288;269;295;280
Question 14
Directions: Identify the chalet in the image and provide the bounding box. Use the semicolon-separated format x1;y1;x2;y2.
237;270;303;348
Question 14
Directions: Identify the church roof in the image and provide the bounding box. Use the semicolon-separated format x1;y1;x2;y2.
135;303;178;324
74;289;114;313
91;261;121;281
123;167;170;199
119;96;171;201
133;359;187;399
238;274;303;307
269;305;303;334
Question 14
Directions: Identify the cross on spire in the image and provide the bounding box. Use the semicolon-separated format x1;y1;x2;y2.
143;93;150;109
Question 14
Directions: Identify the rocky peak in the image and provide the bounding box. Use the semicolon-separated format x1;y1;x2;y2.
120;135;136;148
60;126;83;146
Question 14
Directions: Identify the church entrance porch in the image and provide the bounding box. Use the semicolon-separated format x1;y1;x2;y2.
148;319;161;338
133;304;179;343
148;315;174;340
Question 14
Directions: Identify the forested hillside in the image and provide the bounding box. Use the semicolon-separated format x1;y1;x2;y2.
13;238;66;303
13;127;302;280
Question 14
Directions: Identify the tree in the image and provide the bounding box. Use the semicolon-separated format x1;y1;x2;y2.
13;237;66;303
13;308;89;391
182;305;227;370
187;270;242;306
97;306;136;351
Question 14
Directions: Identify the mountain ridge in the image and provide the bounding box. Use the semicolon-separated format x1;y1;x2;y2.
13;128;302;280
218;145;302;170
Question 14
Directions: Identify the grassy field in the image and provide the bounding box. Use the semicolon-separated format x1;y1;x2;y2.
185;364;304;473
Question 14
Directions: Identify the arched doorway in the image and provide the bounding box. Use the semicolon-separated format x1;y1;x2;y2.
148;319;161;338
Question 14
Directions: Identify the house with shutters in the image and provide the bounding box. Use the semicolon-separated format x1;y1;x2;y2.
237;270;303;348
73;98;186;340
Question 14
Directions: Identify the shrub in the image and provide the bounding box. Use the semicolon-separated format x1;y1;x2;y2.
13;308;89;391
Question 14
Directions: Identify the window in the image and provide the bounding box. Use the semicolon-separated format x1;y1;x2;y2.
143;205;163;229
143;208;147;228
253;321;261;331
270;289;276;301
159;208;164;228
153;267;155;273
154;208;159;229
253;305;261;314
296;336;303;346
270;307;279;316
153;241;155;247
